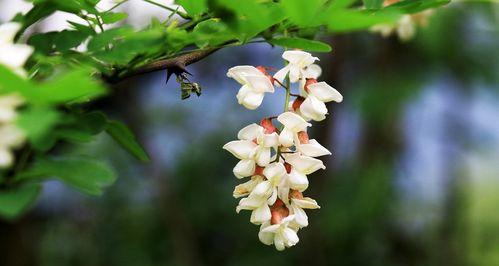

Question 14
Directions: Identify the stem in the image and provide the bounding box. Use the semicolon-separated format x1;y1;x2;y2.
106;0;128;12
142;0;190;19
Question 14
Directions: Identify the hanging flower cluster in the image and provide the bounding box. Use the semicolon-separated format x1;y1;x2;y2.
223;50;342;250
370;0;434;41
0;22;33;168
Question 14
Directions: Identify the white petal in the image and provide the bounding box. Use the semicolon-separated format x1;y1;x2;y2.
307;82;343;102
298;139;331;157
277;112;311;132
291;204;309;227
287;169;309;192
233;159;256;179
258;223;275;245
0;22;22;44
267;187;278;205
300;95;328;122
237;123;263;141
237;195;265;212
223;140;257;159
286;153;325;175
233;176;264;198
277;178;291;204
259;132;279;148
263;162;286;184
0;124;25;148
251;204;271;224
261;224;280;233
236;85;265;110
292;197;320;209
278;128;294;147
255;146;271;167
251;180;272;197
288;65;301;83
227;65;264;85
273;65;290;83
0;148;14;168
304;64;322;79
0;44;33;69
282;228;299;246
245;75;274;93
282;50;317;65
274;234;286;251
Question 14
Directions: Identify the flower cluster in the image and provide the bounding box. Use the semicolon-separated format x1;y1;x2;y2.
0;22;33;168
224;51;342;250
370;0;434;41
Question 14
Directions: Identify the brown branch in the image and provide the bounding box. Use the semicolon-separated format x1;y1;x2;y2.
105;48;219;84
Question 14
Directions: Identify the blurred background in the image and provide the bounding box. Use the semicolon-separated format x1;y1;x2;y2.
1;1;499;265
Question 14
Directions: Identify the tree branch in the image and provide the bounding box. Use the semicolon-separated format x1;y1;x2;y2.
105;48;219;84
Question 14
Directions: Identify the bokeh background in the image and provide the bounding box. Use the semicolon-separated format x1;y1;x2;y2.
1;1;498;265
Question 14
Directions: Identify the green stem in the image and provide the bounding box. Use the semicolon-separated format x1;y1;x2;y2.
142;0;190;19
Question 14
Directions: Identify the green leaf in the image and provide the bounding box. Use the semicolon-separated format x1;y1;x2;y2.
281;0;324;27
363;0;385;9
0;65;33;94
269;37;332;52
55;111;107;143
193;19;234;48
386;0;450;14
18;157;117;196
17;106;60;150
106;120;150;162
0;184;41;220
33;69;107;104
326;9;400;32
101;12;128;24
176;0;206;16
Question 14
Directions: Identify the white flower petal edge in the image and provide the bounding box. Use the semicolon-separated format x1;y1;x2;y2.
227;66;274;110
0;22;34;76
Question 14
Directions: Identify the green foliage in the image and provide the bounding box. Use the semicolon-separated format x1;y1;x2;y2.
106;120;150;162
0;0;450;220
0;184;40;220
18;157;116;196
269;37;332;52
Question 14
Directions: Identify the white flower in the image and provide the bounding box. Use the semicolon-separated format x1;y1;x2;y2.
258;215;299;251
397;15;416;41
289;196;320;228
286;153;325;175
297;139;331;157
277;112;311;147
0;22;33;76
250;162;286;205
227;65;274;110
233;175;265;198
236;194;271;224
299;81;343;121
0;93;25;123
223;123;278;178
0;123;25;168
273;51;320;83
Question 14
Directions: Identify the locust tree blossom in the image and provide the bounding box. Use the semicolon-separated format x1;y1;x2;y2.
0;22;33;169
370;0;434;41
224;50;342;250
0;22;33;76
227;66;275;110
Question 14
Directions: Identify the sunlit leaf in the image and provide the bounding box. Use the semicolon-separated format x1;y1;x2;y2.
106;120;150;162
269;37;332;52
